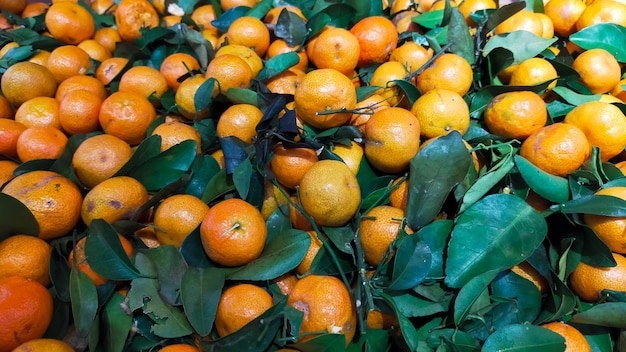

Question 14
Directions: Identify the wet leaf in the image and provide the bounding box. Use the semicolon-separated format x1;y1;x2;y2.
515;155;570;204
69;267;98;337
569;23;626;62
570;302;626;328
85;220;141;281
445;193;547;288
181;266;225;336
0;193;39;241
482;324;566;352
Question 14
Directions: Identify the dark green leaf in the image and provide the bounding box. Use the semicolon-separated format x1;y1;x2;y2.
515;155;570;204
447;8;475;64
275;8;308;46
454;269;500;325
232;157;253;199
185;155;221;198
407;131;473;229
211;6;250;33
224;87;258;105
114;134;162;177
258;52;301;82
413;10;444;29
569;23;626;62
85;219;141;281
129;140;197;191
69;268;98;337
482;31;557;65
482;324;566;352
181;266;225;336
380;292;419;351
554;194;626;216
446;193;547;288
393;79;421;107
323;225;355;255
180;228;213;268
551;86;601;106
426;328;480;351
460;152;515;213
419;220;453;278
489;269;543;327
292;333;350;352
388;235;432;290
138;245;187;305
536;272;577;324
227;229;310;280
570;302;626;328
0;193;39;240
195;77;215;115
201;168;235;203
391;291;450;318
102;292;133;352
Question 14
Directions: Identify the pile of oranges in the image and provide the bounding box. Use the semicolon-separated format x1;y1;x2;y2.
0;0;625;350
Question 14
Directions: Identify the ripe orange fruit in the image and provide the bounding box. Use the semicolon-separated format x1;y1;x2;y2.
369;61;412;107
0;235;52;286
494;9;544;37
294;68;357;129
175;75;211;120
16;126;68;162
458;0;497;25
410;89;470;139
95;57;129;85
81;176;149;226
544;0;587;37
58;90;102;136
160;53;201;91
190;4;219;35
360;205;411;266
265;39;308;73
569;252;626;301
416;53;474;96
274;272;298;296
215;44;264;78
263;5;307;24
0;95;14;120
200;198;267;267
510;261;548;293
118;65;169;105
389;41;434;74
0;42;19;59
541;322;591;352
572;48;621;94
287;274;357;346
205;54;253;96
509;57;558;88
270;144;319;189
265;67;306;95
72;134;133;188
44;1;95;44
77;39;112;63
299;159;361;227
153;194;210;248
289;195;314;231
349;16;399;67
484;91;548;140
151;120;202;153
93;27;122;54
159;344;201;352
0;118;27;158
99;91;157;145
55;74;107;101
2;170;82;240
225;16;270;57
0;0;26;14
0;276;53;352
583;187;626;254
295;230;324;275
115;0;159;42
364;107;421;173
1;61;58;107
46;45;92;82
519;123;590;177
536;12;556;38
389;176;409;211
331;140;364;175
68;233;134;287
576;0;626;30
0;160;18;185
563;101;626;161
612;78;626;102
14;96;61;129
307;26;360;75
348;93;391;134
393;10;421;33
215;103;263;144
91;0;117;15
12;338;75;352
214;283;273;337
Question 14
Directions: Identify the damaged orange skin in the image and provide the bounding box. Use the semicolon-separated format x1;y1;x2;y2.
80;176;149;227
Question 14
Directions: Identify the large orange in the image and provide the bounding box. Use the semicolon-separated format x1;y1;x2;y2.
509;57;558;88
349;16;398;67
569;252;626;301
44;1;95;44
2;170;82;240
0;276;53;352
364;107;421;173
16;126;68;162
153;194;210;248
563;101;626;161
576;0;626;30
68;233;134;287
99;91;157;145
544;0;587;37
287;274;357;346
1;61;58;107
14;96;61;130
58;90;102;135
81;176;149;226
571;48;621;94
583;187;626;254
115;0;159;42
541;322;591;352
0;235;51;286
484;91;547;139
299;159;361;227
270;143;319;189
416;53;473;96
199;198;267;267
214;283;274;336
410;89;470;139
0;118;27;158
216;103;263;143
215;44;264;78
360;205;412;266
294;68;357;129
46;45;92;83
307;26;360;75
519;123;590;177
72;133;133;188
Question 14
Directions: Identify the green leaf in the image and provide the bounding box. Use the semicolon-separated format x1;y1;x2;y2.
85;219;141;281
454;269;500;325
224;87;258;105
460;152;515;213
482;31;557;65
380;292;420;351
114;134;162;177
391;291;450;318
447;8;475;64
102;292;132;352
227;229;310;281
195;77;215;115
570;302;626;328
393;79;421;107
0;193;39;241
258;52;301;82
554;194;626;216
535;272;576;324
388;234;432;290
406;131;473;229
274;8;308;46
484;2;525;33
482;324;566;352
446;193;548;288
488;269;543;327
569;23;626;62
181;266;225;336
515;155;570;204
323;225;355;255
180;228;213;268
551;86;601;106
185;155;221;198
419;220;453;278
292;333;350;352
69;268;98;337
426;328;480;351
201;168;235;203
413;10;444;29
138;246;188;306
129;139;197;191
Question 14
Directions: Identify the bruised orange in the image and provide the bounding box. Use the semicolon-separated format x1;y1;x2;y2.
115;0;159;42
72;133;133;188
81;176;149;226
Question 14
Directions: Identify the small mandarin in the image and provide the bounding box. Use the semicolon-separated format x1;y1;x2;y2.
72;133;133;188
99;91;157;145
541;322;591;352
416;53;473;96
583;187;626;254
153;194;209;248
14;96;61;129
350;16;399;67
360;205;412;266
16;126;68;162
410;89;470;139
81;176;149;226
569;252;626;301
270;143;319;189
214;284;273;336
115;0;159;42
0;235;52;286
216;103;263;143
151;120;202;153
68;233;134;287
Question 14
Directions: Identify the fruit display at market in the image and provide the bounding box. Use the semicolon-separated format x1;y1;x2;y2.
0;0;625;350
